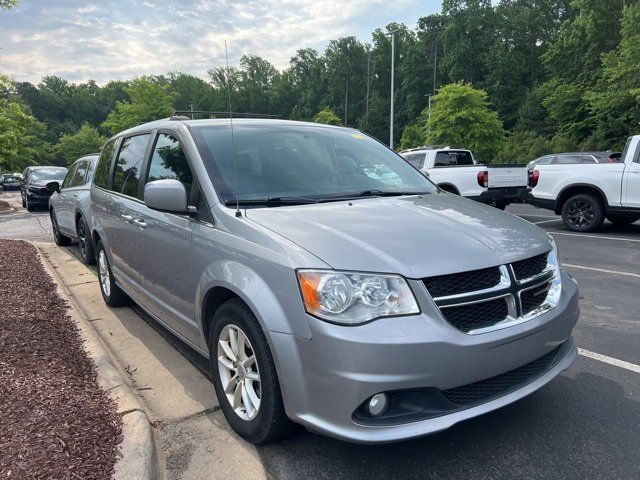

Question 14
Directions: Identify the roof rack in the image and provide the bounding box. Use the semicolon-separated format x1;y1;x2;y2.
398;145;441;153
171;110;280;120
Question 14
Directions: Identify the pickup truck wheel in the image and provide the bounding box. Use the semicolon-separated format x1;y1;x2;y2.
209;298;293;444
606;214;640;226
561;194;604;232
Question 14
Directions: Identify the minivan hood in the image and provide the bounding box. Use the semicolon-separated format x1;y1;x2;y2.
245;193;551;278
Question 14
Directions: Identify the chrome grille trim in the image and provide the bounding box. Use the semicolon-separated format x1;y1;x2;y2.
425;251;557;335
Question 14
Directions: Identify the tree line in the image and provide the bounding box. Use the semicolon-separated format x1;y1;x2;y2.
1;0;639;172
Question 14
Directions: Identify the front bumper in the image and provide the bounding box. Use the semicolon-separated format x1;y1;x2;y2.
269;271;579;443
26;191;53;206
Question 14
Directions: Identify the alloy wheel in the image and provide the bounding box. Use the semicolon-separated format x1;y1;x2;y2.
217;324;261;421
77;219;87;257
98;250;111;297
566;200;594;228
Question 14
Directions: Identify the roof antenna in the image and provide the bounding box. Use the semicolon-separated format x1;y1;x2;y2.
225;40;241;218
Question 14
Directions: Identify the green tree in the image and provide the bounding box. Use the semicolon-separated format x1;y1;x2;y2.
55;123;107;165
399;124;425;150
586;2;640;149
314;107;342;125
102;77;175;134
424;82;505;160
0;0;18;10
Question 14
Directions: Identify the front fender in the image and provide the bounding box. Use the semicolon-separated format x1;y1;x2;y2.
195;260;312;343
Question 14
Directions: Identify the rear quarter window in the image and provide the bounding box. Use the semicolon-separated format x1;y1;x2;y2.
94;139;116;189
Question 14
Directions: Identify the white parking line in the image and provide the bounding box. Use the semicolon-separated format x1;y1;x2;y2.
549;231;640;243
533;219;562;225
564;263;640;279
578;348;640;374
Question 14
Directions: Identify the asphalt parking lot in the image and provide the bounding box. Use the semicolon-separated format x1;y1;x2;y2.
1;188;638;480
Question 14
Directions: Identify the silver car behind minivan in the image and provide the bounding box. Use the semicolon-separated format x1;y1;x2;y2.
90;118;578;444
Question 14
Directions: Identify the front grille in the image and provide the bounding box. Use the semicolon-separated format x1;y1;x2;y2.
423;266;501;298
520;283;551;315
441;298;509;333
512;252;549;281
443;345;562;406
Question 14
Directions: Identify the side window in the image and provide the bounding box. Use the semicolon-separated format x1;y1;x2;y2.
113;134;150;199
146;133;193;196
556;155;581;164
94;139;116;189
70;160;89;187
405;154;424;169
62;164;78;189
434;151;473;167
581;156;596;164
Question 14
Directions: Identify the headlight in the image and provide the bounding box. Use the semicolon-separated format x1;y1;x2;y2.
297;270;420;325
545;242;562;308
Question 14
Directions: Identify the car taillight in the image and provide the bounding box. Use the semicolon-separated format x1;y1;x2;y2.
529;170;540;188
477;170;488;188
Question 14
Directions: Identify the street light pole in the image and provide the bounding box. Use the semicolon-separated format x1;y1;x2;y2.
389;32;395;150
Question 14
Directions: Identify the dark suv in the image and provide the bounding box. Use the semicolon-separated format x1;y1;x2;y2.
20;166;68;211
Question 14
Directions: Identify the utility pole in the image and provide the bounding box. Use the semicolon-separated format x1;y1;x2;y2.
390;32;395;150
364;48;371;130
433;44;438;94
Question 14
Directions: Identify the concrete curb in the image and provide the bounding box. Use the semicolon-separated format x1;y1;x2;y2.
33;241;161;480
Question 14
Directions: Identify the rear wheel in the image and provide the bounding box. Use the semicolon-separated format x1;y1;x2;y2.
209;299;293;444
50;209;71;246
561;194;605;232
76;216;95;265
96;240;129;307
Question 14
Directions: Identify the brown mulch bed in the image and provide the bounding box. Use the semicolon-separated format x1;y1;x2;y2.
0;240;122;479
0;200;11;212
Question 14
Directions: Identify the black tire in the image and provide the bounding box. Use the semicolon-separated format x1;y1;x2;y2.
606;214;640;226
438;185;459;195
209;298;293;444
561;194;605;232
50;209;71;246
26;196;36;212
76;216;95;265
96;240;129;307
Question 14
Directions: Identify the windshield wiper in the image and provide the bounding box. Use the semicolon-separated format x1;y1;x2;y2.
225;196;320;207
319;190;427;201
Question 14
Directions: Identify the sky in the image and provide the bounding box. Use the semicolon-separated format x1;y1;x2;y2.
0;0;442;84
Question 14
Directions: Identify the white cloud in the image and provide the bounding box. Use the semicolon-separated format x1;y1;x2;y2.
0;0;436;84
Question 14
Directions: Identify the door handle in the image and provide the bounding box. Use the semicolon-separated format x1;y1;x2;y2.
121;214;133;223
133;218;147;229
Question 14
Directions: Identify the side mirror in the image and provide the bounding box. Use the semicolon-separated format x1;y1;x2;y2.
144;179;190;214
46;181;60;193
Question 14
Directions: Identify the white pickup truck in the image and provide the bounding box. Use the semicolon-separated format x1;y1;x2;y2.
529;135;640;231
399;146;529;209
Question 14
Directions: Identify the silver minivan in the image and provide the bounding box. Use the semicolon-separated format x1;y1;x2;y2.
90;118;579;444
49;155;99;264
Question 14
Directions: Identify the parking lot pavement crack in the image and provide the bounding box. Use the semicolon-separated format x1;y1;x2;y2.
156;406;222;427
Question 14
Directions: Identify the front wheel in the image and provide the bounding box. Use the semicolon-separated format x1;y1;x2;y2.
561;194;605;232
209;299;293;444
96;241;129;307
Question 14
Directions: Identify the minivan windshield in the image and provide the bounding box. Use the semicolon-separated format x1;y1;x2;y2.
30;168;67;182
191;123;436;206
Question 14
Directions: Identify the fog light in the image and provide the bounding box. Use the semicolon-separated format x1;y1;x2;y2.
368;393;388;417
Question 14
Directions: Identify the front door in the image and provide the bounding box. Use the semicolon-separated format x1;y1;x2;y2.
135;132;200;344
56;163;78;233
622;137;640;209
